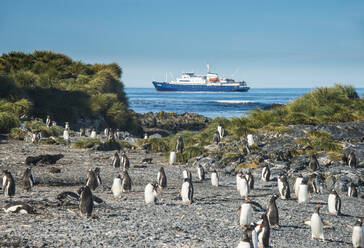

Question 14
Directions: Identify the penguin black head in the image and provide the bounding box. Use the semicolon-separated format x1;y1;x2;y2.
271;194;279;200
159;167;165;173
354;219;362;226
116;174;121;179
314;204;322;213
94;167;100;174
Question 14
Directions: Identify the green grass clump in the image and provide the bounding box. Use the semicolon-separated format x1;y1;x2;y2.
24;120;64;137
72;138;101;149
39;137;67;145
9;127;27;140
296;130;342;152
0;112;20;133
176;146;205;163
137;138;170;152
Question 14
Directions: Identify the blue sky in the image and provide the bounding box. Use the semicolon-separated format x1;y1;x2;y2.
1;0;364;88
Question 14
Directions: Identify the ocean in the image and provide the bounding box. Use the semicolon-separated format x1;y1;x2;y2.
125;88;364;119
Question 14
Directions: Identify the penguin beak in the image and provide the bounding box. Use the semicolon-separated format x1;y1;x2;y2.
34;211;41;215
317;204;321;208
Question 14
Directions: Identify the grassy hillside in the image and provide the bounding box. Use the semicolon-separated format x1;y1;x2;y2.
0;51;141;134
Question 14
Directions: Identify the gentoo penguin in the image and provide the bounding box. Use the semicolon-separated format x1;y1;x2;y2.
298;177;309;204
120;153;130;171
267;194;279;227
181;178;194;204
2;170;15;197
144;133;148;139
104;128;109;137
197;164;205;181
86;168;102;191
182;169;192;181
121;170;132;192
328;189;341;216
261;165;270;182
277;173;290;199
52;120;57;126
348;151;357;169
217;123;225;139
308;154;319;171
90;128;97;138
352;219;364;248
108;129;114;140
257;213;270;248
294;174;303;197
78;185;93;217
211;170;219;187
157;167;167;189
65;122;69;130
238;173;249;200
22;167;35;192
239;200;253;227
310;204;324;241
213;131;220;144
308;174;318;194
245;170;254;190
246;224;259;248
3;203;39;214
176;136;184;153
237;230;253;248
169;151;177;165
63;129;69;141
45;115;51;127
112;152;120;168
111;174;122;198
144;182;158;204
79;128;85;137
56;191;80;203
348;182;358;197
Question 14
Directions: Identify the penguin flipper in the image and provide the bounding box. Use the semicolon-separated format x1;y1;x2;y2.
250;201;265;212
93;195;103;204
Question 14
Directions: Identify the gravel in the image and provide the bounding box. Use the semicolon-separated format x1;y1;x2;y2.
0;138;363;247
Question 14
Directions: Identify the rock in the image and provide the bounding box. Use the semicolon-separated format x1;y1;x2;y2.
149;133;162;139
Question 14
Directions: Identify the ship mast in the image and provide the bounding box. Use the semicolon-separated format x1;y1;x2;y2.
206;64;210;73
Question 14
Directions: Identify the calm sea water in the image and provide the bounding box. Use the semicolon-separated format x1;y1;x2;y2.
125;88;364;119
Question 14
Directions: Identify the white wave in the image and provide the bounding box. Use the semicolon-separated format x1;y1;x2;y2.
215;100;255;104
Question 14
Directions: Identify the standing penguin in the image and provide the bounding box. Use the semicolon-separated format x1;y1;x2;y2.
111;174;122;198
144;182;158;204
213;131;220;144
22;168;35;192
2;170;15;197
63;129;69;141
157;167;167;189
294;174;303;197
80;128;85;137
298;177;309;204
238;173;249;200
352;219;364;248
266;194;279;227
46;115;51;127
328;189;341;216
176;136;184;153
308;174;318;194
78;185;93;217
348;182;358;197
211;170;219;187
261;165;270;182
348;152;357;169
245;170;254;190
121;170;132;192
65;122;69;130
197;164;205;181
310;204;325;241
239;200;253;227
257;213;270;248
120;153;130;171
104;128;109;137
308;154;319;171
90;128;97;138
112;152;120;168
181;178;194;204
169;151;177;165
278;174;290;200
217;123;225;139
86;168;102;191
246;224;259;248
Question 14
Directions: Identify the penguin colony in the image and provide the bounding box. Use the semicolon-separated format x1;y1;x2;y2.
1;125;363;248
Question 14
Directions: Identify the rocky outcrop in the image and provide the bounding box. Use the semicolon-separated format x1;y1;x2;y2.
132;111;211;136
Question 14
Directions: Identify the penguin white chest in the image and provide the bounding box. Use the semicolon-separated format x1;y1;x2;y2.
63;130;69;140
236;241;251;248
310;213;324;239
211;173;219;186
236;174;241;190
298;184;309;203
239;203;252;226
197;168;202;180
182;170;188;179
328;194;337;215
169;152;176;165
111;178;122;198
144;184;155;204
90;131;96;138
261;168;268;181
181;182;190;203
3;175;7;189
252;229;258;248
294;178;303;197
352;226;364;248
239;179;249;198
278;179;283;195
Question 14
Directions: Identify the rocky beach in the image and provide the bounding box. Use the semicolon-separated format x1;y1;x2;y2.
0;119;363;248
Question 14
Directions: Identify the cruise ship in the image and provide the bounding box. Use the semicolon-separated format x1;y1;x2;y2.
152;65;250;92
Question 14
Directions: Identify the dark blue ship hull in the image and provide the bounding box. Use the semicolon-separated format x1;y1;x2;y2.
152;81;250;92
